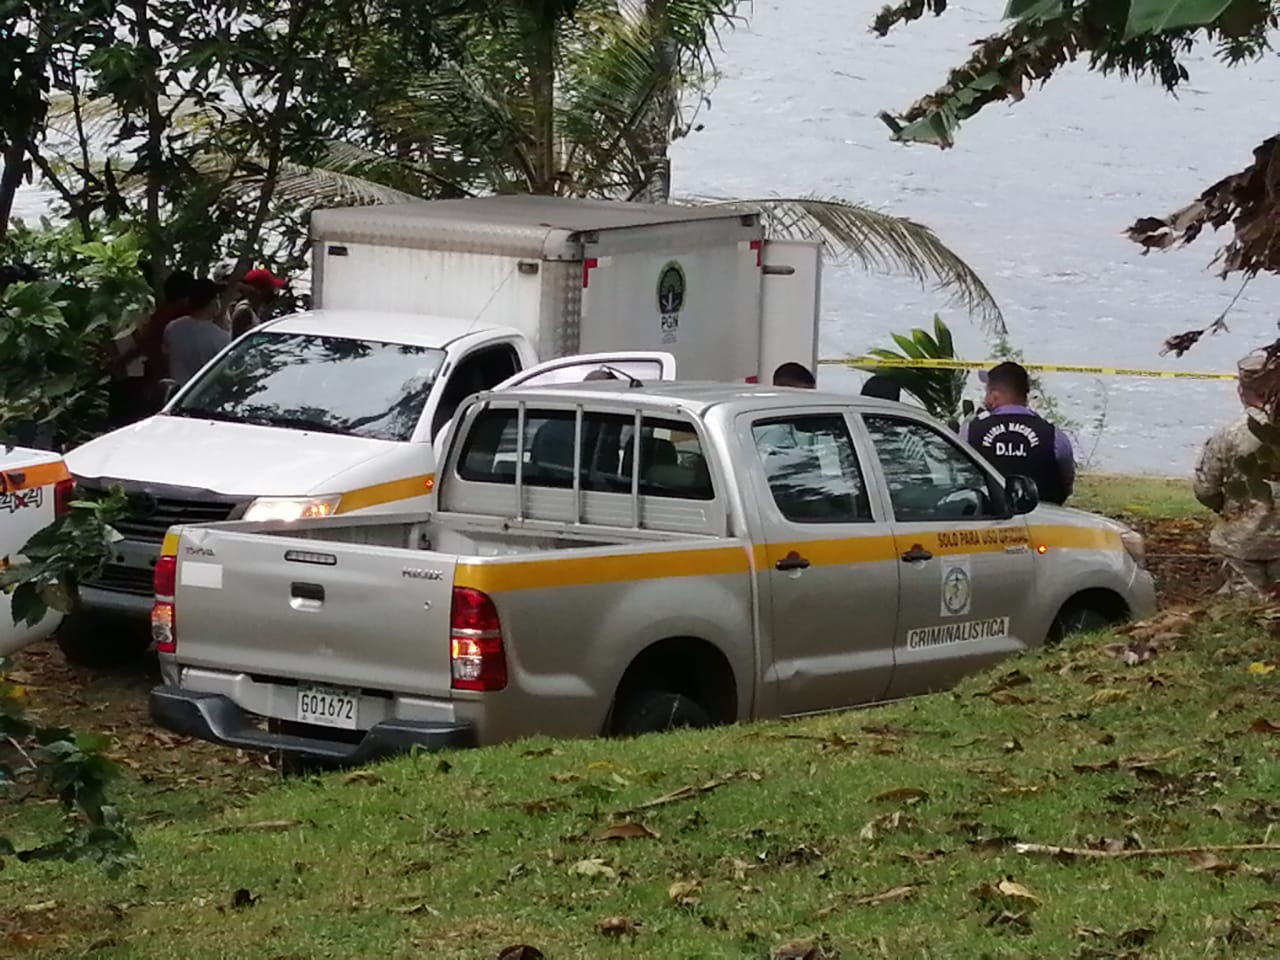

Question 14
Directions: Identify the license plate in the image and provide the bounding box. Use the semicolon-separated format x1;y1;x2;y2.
297;686;358;730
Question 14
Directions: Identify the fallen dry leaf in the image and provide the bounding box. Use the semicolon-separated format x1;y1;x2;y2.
1188;851;1241;876
872;786;929;805
1123;749;1181;768
667;879;701;907
1248;661;1276;676
596;916;638;938
971;877;1042;909
1087;688;1129;706
851;884;921;906
497;946;545;960
17;900;58;914
520;797;568;815
869;738;902;756
342;771;382;786
725;857;755;881
859;809;913;841
597;822;659;841
570;858;617;880
1247;717;1280;735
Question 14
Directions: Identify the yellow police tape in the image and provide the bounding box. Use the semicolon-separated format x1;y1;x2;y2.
819;356;1237;382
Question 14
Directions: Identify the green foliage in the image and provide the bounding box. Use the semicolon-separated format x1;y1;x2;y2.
1;664;136;876
0;486;134;874
0;486;127;627
857;315;974;427
872;0;1276;149
0;221;152;447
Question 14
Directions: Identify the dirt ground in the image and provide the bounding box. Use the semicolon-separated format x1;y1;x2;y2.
1;515;1222;811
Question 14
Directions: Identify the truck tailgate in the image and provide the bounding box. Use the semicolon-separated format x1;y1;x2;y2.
171;527;457;696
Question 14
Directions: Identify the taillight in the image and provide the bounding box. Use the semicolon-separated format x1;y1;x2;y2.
152;555;177;653
151;601;176;654
154;555;177;598
53;478;74;517
745;375;759;384
449;587;506;691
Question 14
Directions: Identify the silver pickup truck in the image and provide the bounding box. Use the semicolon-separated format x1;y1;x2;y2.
149;383;1155;763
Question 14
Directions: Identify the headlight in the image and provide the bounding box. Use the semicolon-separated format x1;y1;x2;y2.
241;495;342;522
1119;526;1147;569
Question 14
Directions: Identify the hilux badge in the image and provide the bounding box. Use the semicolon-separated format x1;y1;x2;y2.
402;568;444;581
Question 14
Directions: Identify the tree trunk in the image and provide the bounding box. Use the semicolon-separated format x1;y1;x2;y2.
0;140;27;244
524;1;558;194
634;0;674;204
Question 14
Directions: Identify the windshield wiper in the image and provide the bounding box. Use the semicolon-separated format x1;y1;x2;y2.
249;414;346;436
167;407;249;424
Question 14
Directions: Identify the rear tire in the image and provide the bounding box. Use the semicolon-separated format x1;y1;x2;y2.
611;690;713;737
55;611;152;668
1049;604;1113;645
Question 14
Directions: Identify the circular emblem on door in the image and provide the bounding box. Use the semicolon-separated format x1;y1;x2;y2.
942;565;970;615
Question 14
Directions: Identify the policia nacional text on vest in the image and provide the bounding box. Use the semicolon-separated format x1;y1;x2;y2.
965;411;1066;505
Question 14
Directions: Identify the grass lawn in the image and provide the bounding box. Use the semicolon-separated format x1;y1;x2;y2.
5;475;1272;960
1072;475;1204;520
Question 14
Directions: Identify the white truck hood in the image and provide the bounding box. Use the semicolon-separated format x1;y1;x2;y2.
65;415;401;498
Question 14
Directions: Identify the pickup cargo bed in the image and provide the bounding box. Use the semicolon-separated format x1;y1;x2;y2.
168;514;648;696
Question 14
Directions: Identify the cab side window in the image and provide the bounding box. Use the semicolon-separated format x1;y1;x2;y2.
751;415;871;523
863;415;1001;521
458;408;714;500
430;344;520;438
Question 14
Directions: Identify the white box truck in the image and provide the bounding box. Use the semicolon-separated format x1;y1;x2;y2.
63;195;822;666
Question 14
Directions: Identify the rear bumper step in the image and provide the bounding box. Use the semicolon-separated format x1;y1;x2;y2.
150;686;475;763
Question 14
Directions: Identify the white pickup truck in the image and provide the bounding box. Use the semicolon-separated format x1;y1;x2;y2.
149;383;1155;764
0;446;74;657
64;195;821;666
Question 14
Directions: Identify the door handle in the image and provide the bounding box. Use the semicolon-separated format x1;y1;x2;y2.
290;581;325;602
775;551;811;572
900;544;933;563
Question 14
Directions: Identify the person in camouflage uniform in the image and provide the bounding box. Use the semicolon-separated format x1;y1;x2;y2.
1193;350;1280;596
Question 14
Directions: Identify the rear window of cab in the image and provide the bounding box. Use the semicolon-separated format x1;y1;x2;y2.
458;408;714;501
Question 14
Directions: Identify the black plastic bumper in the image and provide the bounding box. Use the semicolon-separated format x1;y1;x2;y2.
150;686;476;764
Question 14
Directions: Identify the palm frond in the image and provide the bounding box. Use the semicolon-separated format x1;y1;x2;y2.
680;194;1003;331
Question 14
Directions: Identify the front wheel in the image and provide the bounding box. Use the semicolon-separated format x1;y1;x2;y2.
56;611;152;668
611;690;713;737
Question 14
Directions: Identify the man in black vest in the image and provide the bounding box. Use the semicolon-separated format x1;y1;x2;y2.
963;361;1074;505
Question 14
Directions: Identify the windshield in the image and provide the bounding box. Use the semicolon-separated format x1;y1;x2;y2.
169;332;447;442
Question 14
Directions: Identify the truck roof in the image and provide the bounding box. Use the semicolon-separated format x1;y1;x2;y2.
311;196;760;259
485;380;913;418
263;309;515;349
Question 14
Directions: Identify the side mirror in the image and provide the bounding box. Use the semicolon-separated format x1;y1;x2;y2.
1005;474;1039;516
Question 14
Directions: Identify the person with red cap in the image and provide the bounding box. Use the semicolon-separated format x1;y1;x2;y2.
229;268;285;338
